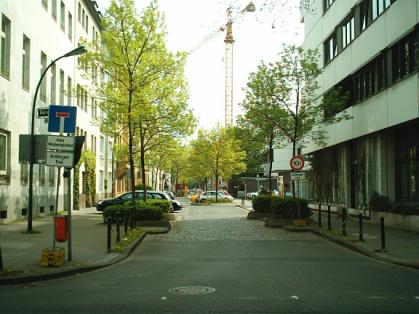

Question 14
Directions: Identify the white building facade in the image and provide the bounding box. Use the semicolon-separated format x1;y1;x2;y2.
0;0;112;222
300;0;418;217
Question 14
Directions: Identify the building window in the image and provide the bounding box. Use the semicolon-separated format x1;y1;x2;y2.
67;76;72;105
342;15;355;49
0;130;9;177
324;32;337;65
59;69;64;104
51;0;57;21
100;136;104;158
360;0;396;33
39;165;45;186
85;15;89;33
68;12;73;41
392;31;417;83
324;0;335;12
50;63;56;103
82;9;85;29
48;166;55;186
22;35;31;91
42;0;48;10
78;2;81;22
1;14;11;78
60;1;65;31
20;164;28;185
99;170;104;192
40;51;47;102
396;123;419;202
108;142;112;160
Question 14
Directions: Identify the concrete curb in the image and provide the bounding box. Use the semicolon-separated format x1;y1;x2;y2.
0;224;171;286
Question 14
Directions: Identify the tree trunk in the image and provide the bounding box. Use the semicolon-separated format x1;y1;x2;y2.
140;135;147;202
127;88;136;207
268;131;274;195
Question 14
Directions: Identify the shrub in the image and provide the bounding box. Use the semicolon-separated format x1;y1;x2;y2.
134;184;153;191
146;199;171;213
252;195;273;213
103;203;163;222
271;197;311;219
369;191;392;212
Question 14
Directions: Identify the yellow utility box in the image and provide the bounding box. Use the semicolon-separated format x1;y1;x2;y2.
41;247;65;267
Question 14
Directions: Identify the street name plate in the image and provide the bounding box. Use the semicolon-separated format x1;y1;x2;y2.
291;172;306;181
47;136;75;150
46;151;74;167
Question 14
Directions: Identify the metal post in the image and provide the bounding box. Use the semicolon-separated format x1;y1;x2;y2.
107;217;112;252
124;212;128;235
380;217;386;251
318;203;322;227
67;169;72;261
342;207;347;236
327;205;331;230
53;167;61;249
130;207;134;230
116;212;120;243
359;213;364;241
0;234;4;271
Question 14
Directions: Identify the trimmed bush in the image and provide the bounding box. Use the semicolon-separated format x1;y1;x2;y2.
146;199;171;213
252;195;273;213
103;203;163;222
271;197;311;219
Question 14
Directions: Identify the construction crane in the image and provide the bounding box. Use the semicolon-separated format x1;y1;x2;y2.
188;2;255;126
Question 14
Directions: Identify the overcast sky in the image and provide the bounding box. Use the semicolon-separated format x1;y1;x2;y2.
96;0;303;131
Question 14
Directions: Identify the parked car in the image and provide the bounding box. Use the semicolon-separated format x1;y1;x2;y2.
163;191;182;211
199;191;234;202
96;190;174;212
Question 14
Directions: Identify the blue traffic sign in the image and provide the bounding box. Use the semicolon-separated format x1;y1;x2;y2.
48;105;77;134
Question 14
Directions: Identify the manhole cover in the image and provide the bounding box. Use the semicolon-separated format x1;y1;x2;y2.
169;286;216;295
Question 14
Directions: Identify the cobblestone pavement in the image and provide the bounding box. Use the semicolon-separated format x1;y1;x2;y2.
153;203;318;242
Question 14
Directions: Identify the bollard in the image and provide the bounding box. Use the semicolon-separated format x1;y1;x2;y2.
380;217;386;251
241;196;245;206
359;213;364;241
124;212;128;235
327;205;331;230
130;207;135;230
107;217;112;252
116;212;121;243
342;207;347;236
318;204;322;227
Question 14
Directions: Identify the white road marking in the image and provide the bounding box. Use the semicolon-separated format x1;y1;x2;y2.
161;297;167;300
291;295;299;300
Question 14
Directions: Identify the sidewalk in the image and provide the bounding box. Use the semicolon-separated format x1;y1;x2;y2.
234;198;419;269
0;208;169;285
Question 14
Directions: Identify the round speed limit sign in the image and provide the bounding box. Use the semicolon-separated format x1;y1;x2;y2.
290;156;305;171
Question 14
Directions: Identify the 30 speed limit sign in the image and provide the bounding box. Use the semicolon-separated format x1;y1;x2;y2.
290;156;305;171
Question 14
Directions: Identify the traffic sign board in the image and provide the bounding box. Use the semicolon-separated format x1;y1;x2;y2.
291;172;306;181
47;136;75;151
46;151;74;167
46;136;75;167
48;105;77;134
290;156;305;171
37;108;49;119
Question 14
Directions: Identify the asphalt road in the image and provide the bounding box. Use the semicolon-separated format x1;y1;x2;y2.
1;202;419;313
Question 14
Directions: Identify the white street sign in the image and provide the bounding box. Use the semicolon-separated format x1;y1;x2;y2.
291;172;306;181
47;136;75;150
46;151;74;167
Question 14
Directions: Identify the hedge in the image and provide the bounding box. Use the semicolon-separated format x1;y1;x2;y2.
252;195;273;213
103;203;163;222
271;197;311;219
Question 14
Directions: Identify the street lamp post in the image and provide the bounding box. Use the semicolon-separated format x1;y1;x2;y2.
27;46;87;232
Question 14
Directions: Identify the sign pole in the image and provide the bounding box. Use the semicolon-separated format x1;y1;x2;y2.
67;169;72;262
53;166;61;249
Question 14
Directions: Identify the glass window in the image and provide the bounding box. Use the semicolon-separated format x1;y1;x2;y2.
342;16;355;49
20;164;28;185
78;2;81;22
51;0;57;20
59;69;64;104
22;35;30;90
49;166;55;186
50;63;56;103
1;14;11;78
68;12;72;40
67;76;72;105
60;1;65;31
42;0;48;10
40;51;47;102
100;136;104;157
39;164;45;186
99;170;104;192
0;131;7;175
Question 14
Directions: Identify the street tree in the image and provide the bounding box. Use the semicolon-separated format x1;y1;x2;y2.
83;0;195;202
189;125;246;201
241;45;350;158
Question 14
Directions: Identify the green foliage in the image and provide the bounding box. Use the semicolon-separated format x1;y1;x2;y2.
103;202;163;221
252;195;273;213
368;191;392;212
73;150;96;209
144;199;171;213
271;197;311;219
134;184;153;191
